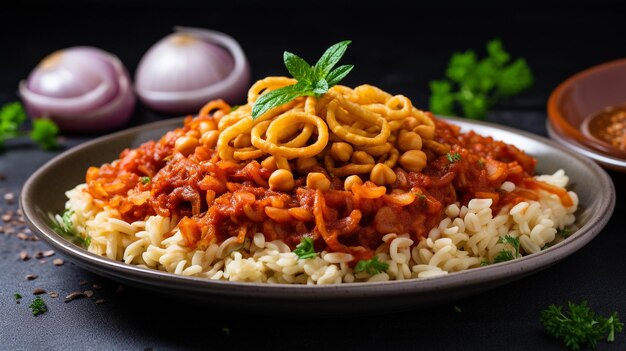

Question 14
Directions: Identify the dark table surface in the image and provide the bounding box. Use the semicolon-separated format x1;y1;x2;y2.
1;4;626;351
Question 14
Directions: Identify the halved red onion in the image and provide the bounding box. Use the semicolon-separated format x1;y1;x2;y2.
135;27;251;114
19;47;135;132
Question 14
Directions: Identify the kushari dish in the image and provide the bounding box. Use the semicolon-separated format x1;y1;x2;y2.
59;75;578;284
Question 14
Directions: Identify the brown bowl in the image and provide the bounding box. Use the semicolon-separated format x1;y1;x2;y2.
547;58;626;168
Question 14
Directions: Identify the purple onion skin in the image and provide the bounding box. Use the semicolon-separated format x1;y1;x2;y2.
19;47;136;133
135;29;251;115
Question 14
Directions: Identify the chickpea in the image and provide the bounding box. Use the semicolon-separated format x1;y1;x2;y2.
175;136;199;156
370;163;397;186
403;117;419;130
296;157;318;172
269;169;294;192
398;131;422;151
306;172;331;191
399;150;427;172
344;175;363;191
199;120;217;134
233;134;252;148
351;151;375;165
330;142;353;162
200;130;219;148
414;125;435;140
261;156;277;171
186;130;201;139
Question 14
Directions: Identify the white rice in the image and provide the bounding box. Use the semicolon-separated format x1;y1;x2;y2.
62;169;578;284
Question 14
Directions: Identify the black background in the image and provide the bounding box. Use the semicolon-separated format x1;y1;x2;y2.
1;3;626;351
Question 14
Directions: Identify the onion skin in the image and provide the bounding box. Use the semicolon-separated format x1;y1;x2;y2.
135;27;251;114
19;47;135;132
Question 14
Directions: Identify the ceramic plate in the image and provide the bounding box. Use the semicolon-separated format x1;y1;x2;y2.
21;117;615;315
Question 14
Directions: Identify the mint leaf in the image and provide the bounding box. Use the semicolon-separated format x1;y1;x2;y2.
313;40;351;80
326;65;354;86
283;51;313;82
251;83;311;119
313;78;329;97
251;41;354;119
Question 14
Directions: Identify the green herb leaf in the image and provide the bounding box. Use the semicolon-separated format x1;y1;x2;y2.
354;256;389;275
559;227;572;238
251;82;312;119
283;51;313;82
493;235;520;263
140;176;151;185
14;293;22;300
0;102;60;151
541;301;624;350
445;152;462;163
30;119;59;150
326;65;354;86
251;41;353;119
293;237;317;259
313;40;351;79
454;306;462;313
29;296;47;316
429;39;533;120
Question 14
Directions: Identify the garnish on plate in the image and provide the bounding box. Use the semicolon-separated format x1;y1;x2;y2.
293;237;317;260
251;40;354;119
354;256;389;275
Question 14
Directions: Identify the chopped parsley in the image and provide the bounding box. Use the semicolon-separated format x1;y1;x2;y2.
446;152;462;163
542;301;623;350
14;293;22;302
354;256;389;275
29;296;47;316
140;176;151;185
493;235;520;263
559;227;572;238
293;237;317;259
0;101;59;151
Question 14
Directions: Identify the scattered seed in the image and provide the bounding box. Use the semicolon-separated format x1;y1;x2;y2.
83;290;94;298
34;251;44;259
33;288;46;295
47;292;59;298
78;280;88;286
1;213;12;222
25;274;38;280
92;283;103;290
115;285;124;293
39;260;46;264
42;250;55;257
4;192;15;204
17;233;29;241
95;299;105;304
53;258;64;266
19;251;29;261
64;292;86;303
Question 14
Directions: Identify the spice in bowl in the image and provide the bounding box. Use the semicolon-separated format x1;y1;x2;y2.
584;105;626;151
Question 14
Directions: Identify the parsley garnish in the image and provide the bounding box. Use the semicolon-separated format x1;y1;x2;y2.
0;102;59;151
140;176;151;185
29;296;47;316
293;237;317;259
14;293;22;300
251;41;354;119
493;235;520;263
429;39;533;120
541;301;623;350
446;152;462;163
354;256;389;275
559;227;572;238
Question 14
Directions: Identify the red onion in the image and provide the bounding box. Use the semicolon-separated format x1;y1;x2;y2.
19;47;135;132
135;27;250;114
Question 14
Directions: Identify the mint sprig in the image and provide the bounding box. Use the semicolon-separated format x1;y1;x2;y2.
251;40;354;119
